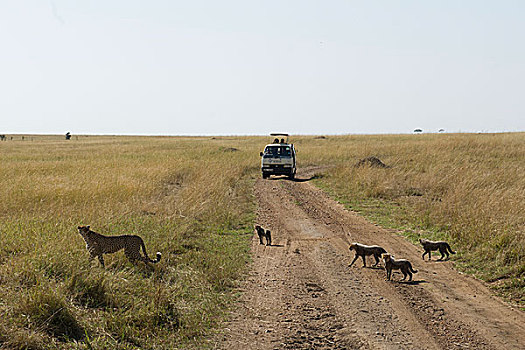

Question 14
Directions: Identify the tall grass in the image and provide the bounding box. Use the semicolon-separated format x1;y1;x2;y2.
1;132;523;349
309;133;525;304
0;135;261;349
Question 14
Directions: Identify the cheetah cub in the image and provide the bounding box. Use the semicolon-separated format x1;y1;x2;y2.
255;225;272;246
382;253;418;281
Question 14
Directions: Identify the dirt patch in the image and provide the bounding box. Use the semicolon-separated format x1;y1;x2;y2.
355;156;390;168
212;167;525;349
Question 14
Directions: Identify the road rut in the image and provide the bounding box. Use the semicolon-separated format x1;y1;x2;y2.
213;168;525;349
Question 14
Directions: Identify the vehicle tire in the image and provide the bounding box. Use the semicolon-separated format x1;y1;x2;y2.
289;172;295;180
262;173;268;179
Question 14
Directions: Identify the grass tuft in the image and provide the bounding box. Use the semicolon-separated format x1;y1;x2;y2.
67;271;116;309
20;289;84;341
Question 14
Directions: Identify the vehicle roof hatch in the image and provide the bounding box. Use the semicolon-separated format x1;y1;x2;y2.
270;133;289;143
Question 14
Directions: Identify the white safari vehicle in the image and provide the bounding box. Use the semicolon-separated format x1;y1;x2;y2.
259;133;297;179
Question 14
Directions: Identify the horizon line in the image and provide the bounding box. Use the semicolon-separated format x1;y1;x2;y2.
1;130;524;138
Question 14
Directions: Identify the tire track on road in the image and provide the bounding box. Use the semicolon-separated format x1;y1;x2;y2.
213;167;525;349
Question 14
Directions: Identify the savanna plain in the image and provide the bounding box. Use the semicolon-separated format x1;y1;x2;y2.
0;133;523;349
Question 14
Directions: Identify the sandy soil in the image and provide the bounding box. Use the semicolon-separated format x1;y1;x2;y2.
212;167;525;349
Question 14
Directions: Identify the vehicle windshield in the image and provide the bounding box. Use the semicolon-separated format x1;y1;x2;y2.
264;145;291;157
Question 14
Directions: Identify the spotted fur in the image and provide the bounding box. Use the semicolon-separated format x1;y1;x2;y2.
348;242;387;267
382;253;418;281
77;225;161;267
255;225;272;246
419;238;456;261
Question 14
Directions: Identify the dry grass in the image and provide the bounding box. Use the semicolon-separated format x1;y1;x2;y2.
309;133;525;305
1;132;523;349
0;135;263;349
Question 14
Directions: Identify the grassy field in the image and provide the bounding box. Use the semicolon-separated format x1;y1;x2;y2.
0;133;523;349
0;135;266;349
308;133;525;305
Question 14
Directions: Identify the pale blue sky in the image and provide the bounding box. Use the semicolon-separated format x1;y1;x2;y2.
1;1;524;135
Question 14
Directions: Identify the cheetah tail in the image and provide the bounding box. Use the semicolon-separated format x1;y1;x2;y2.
445;243;456;254
140;241;162;263
409;262;418;274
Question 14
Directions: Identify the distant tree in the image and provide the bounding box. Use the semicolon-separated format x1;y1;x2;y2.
65;132;71;140
0;135;5;141
438;129;445;133
413;128;423;133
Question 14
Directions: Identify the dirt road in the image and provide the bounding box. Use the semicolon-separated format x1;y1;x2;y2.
213;167;525;349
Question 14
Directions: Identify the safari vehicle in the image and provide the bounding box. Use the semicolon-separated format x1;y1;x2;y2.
259;133;297;179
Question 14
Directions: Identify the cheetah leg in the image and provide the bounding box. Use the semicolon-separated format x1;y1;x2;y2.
348;254;359;267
